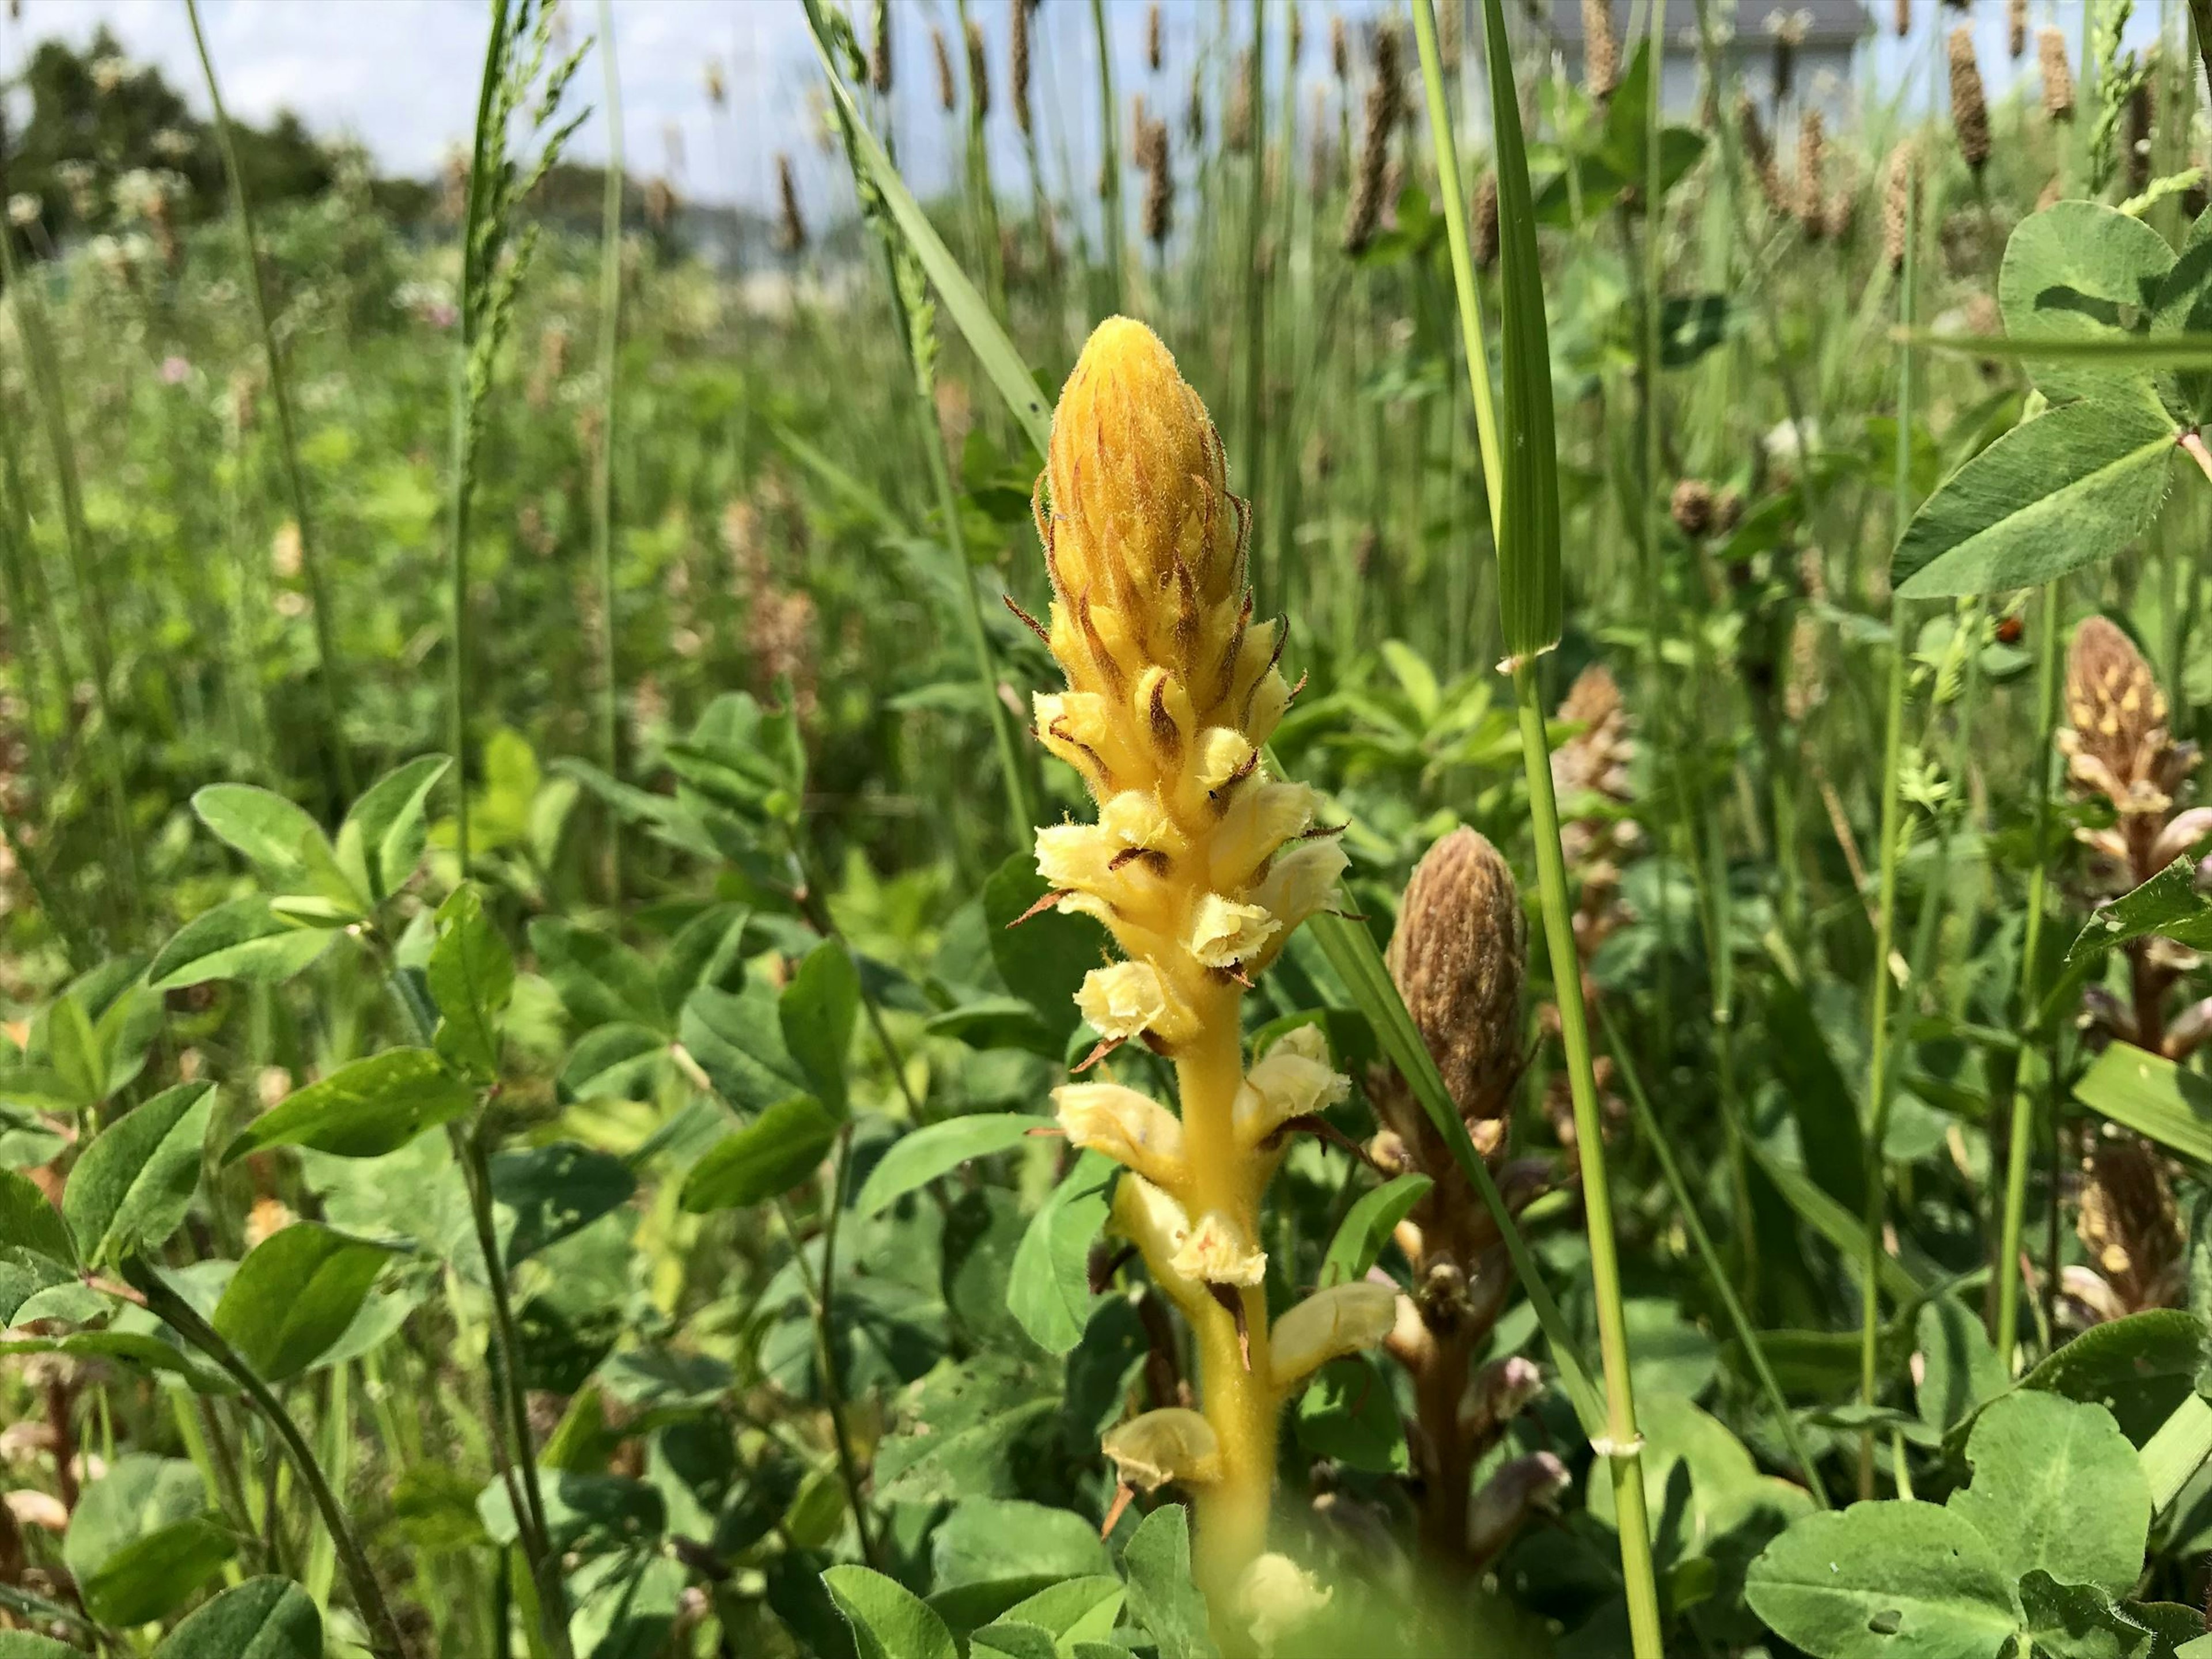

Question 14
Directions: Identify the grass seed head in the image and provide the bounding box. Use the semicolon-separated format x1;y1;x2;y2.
2008;0;2026;56
869;1;891;93
1331;13;1350;81
1343;21;1403;254
1471;170;1499;270
2040;26;2075;119
1796;109;1826;236
1147;2;1163;70
1881;142;1912;270
1140;112;1174;245
1948;25;1991;173
933;26;956;112
1010;0;1032;136
1736;94;1788;216
1583;0;1619;99
774;153;807;253
1895;0;1910;36
1227;48;1255;153
966;18;991;120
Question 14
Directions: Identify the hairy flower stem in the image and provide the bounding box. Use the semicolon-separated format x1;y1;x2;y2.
186;0;353;801
1511;659;1664;1657
128;1264;412;1659
1994;583;2061;1365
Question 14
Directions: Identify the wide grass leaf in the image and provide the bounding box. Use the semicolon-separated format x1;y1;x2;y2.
2074;1042;2212;1165
213;1222;396;1381
151;1577;320;1658
64;1081;213;1268
1745;1500;2020;1656
1892;396;2176;598
1948;1391;2150;1593
224;1048;475;1163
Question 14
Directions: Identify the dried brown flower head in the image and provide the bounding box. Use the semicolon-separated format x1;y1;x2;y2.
933;25;957;113
1670;479;1716;539
2059;616;2194;824
1010;0;1033;136
1882;142;1913;271
1383;828;1528;1136
1343;21;1403;253
774;153;807;253
1471;170;1499;271
2040;27;2075;119
1948;25;1990;173
2075;1130;2185;1316
1584;0;1619;98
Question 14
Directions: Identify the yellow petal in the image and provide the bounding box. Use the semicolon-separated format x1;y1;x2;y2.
1101;1407;1222;1491
1270;1281;1396;1389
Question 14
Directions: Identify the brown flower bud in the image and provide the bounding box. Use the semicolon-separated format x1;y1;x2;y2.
1670;479;1716;539
1385;829;1527;1131
1948;26;1990;173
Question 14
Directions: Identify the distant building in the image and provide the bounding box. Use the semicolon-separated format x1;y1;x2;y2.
1548;0;1872;118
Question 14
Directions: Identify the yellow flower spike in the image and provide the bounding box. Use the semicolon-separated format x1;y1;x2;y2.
1031;318;1349;1618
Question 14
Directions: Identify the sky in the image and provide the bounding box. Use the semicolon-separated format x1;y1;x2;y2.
0;1;2172;220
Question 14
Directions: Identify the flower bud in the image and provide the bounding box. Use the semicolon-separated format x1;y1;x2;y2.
1270;1281;1396;1389
1104;1408;1223;1491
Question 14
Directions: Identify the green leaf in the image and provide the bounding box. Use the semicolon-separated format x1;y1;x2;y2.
997;1576;1126;1643
971;1622;1058;1659
679;984;810;1113
490;1141;635;1266
1005;1150;1113;1356
1122;1505;1221;1659
213;1223;396;1381
0;1165;74;1265
874;1355;1059;1505
556;1022;669;1104
1293;1352;1409;1472
2075;1043;2212;1165
1997;200;2175;407
2017;1573;2157;1659
336;754;450;904
147;897;334;991
2021;1308;2206;1402
65;1456;234;1627
680;1096;839;1212
427;884;514;1081
151;1576;321;1658
1892;396;2177;599
854;1116;1051;1217
781;940;859;1116
0;1247;77;1326
529;918;668;1035
47;993;101;1108
1319;1172;1431;1289
0;1635;81;1657
224;1049;475;1164
192;783;359;911
657;903;752;1010
1914;1294;2008;1434
2041;860;2212;1029
1949;1391;2150;1594
1478;0;1562;656
2152;205;2212;422
1748;1142;1923;1302
983;855;1108;1048
823;1564;959;1659
63;1082;213;1269
1745;1500;2020;1657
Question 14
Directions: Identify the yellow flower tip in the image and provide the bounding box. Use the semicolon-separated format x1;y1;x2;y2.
1102;1407;1223;1492
1077;961;1173;1045
1054;1081;1186;1186
1270;1281;1397;1390
1234;1554;1334;1656
1171;1209;1268;1287
1045;317;1245;666
1185;893;1280;970
1234;1024;1350;1149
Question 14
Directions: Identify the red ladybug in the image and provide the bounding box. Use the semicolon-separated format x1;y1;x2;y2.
1995;615;2025;645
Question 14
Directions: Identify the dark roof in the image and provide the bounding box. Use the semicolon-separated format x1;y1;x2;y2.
1551;0;1870;46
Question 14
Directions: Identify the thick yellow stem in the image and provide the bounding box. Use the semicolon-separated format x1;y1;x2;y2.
1174;1001;1277;1604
